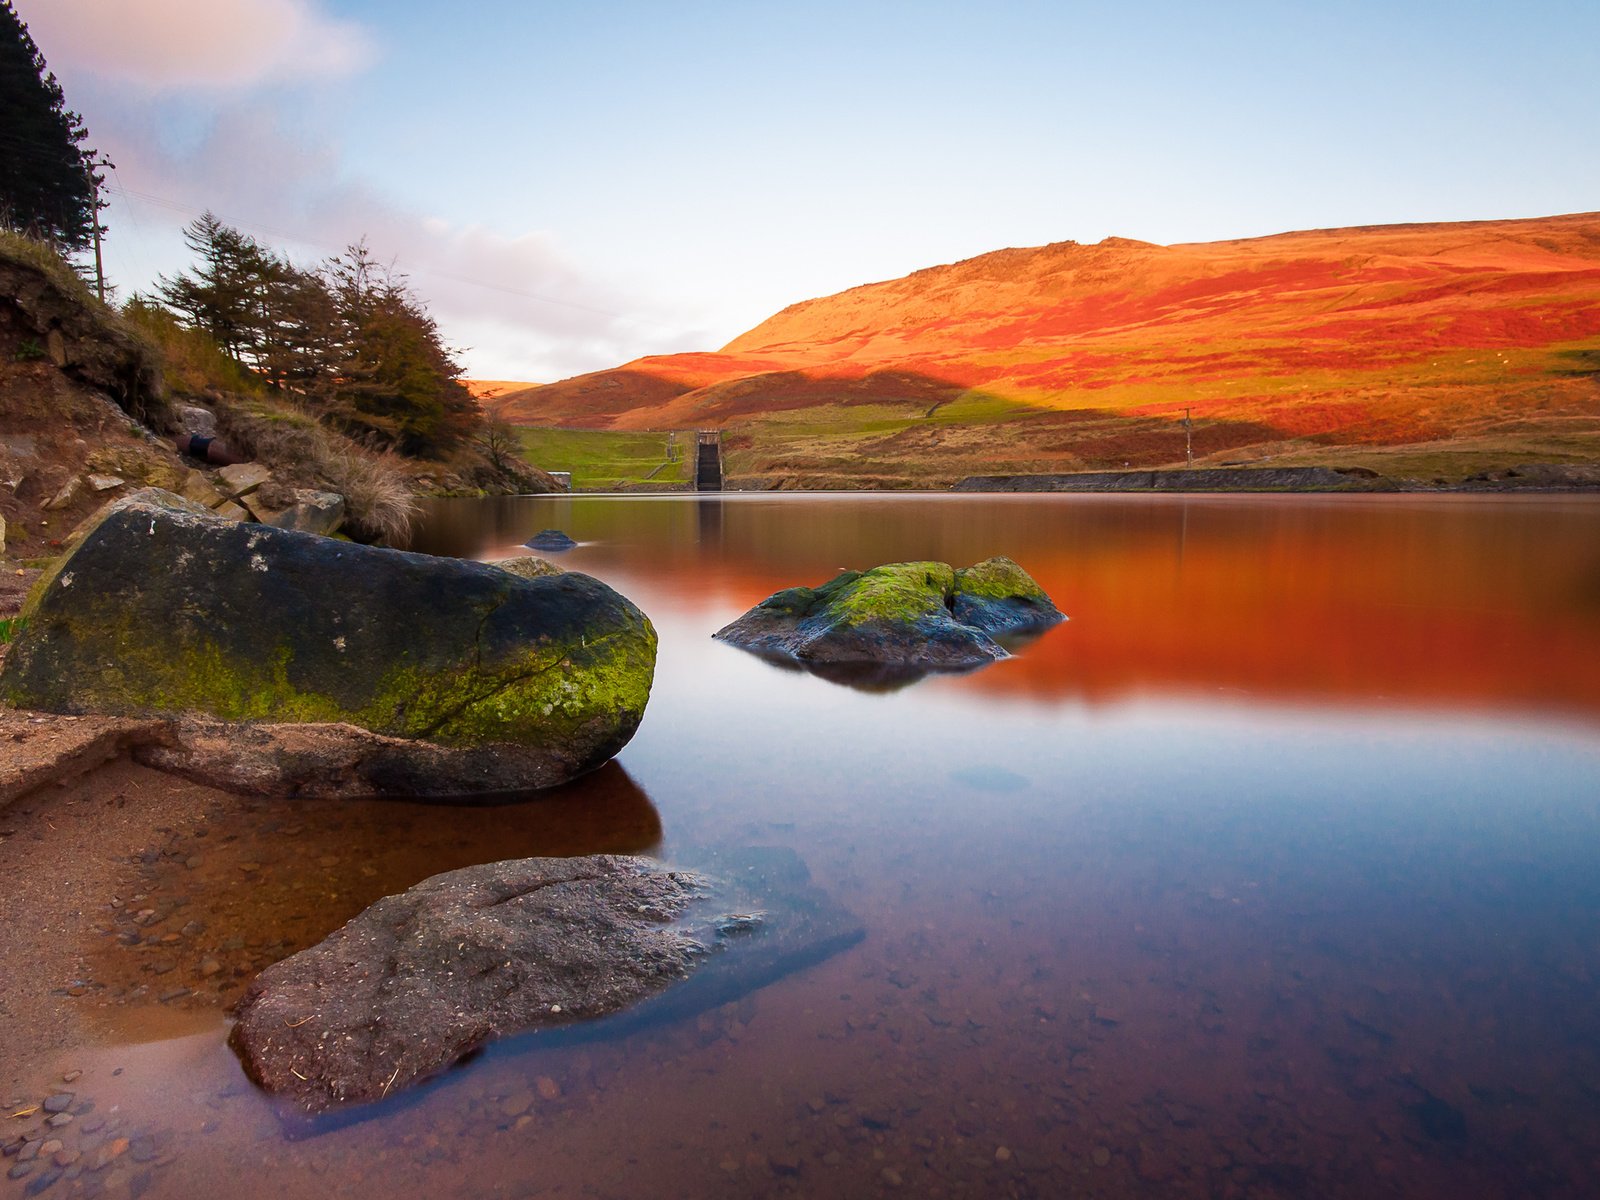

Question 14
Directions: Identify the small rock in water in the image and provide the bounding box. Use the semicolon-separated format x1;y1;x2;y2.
524;529;577;552
40;1096;72;1115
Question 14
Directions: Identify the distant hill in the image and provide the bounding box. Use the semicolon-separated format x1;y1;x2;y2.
496;213;1600;487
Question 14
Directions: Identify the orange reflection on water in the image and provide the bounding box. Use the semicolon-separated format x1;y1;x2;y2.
418;493;1600;722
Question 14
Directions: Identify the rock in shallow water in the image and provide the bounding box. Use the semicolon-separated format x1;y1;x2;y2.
0;489;657;797
714;556;1063;673
230;848;863;1112
524;529;577;551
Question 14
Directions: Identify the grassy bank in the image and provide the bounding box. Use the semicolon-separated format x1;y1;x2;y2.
516;427;689;490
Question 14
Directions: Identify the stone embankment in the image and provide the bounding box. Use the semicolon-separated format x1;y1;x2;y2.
953;466;1389;492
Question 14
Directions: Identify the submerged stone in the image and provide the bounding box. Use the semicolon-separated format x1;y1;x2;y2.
0;489;657;797
231;847;863;1113
713;556;1062;673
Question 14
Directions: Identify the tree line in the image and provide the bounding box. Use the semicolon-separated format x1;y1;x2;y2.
0;0;99;251
139;214;481;456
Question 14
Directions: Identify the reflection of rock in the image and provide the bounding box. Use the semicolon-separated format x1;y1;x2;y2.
0;489;658;798
525;529;577;551
232;846;863;1113
714;557;1062;676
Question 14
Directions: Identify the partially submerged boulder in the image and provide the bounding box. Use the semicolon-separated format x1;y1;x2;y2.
525;529;577;551
714;556;1062;673
0;489;657;797
231;847;863;1112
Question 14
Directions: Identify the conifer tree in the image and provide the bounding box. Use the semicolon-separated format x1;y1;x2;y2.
0;0;99;249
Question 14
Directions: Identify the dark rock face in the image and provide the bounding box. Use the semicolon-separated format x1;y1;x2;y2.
231;848;864;1112
0;490;657;796
525;529;577;551
713;557;1063;673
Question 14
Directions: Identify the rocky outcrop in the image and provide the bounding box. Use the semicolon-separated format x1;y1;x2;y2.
714;557;1062;673
230;846;864;1112
0;489;658;797
0;241;166;428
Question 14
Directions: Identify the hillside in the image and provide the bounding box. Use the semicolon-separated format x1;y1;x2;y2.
496;212;1600;487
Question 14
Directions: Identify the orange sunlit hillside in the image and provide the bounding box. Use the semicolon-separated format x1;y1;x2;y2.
496;213;1600;484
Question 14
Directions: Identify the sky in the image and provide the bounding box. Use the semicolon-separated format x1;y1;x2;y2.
15;0;1600;383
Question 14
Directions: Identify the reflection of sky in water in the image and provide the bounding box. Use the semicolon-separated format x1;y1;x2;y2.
171;490;1596;1199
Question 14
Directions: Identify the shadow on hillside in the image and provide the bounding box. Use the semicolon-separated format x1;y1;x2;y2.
500;359;1466;474
1552;349;1600;380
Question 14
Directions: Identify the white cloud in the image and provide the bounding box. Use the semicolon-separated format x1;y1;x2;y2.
18;0;375;90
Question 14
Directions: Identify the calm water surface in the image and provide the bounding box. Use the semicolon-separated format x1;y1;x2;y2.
62;494;1600;1198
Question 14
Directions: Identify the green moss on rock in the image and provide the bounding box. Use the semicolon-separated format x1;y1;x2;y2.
0;490;658;784
715;555;1061;675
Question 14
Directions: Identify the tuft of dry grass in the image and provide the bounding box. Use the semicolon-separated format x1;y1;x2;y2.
212;398;420;544
319;445;419;545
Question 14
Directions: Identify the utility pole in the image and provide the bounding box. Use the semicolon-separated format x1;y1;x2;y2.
84;154;113;304
1184;406;1193;466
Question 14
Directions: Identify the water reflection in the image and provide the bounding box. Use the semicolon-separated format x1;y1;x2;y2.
32;493;1598;1200
415;493;1600;720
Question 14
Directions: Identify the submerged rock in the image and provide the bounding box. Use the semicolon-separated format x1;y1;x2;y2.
525;529;577;551
714;556;1062;672
0;489;657;797
231;847;863;1112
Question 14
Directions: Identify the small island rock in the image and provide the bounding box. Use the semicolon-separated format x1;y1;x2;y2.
714;556;1062;670
0;489;657;797
525;529;577;551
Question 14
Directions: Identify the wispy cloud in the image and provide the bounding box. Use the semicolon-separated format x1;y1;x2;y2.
93;100;697;380
20;0;375;91
16;0;706;380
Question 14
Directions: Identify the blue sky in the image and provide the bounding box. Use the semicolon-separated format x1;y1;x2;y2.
18;0;1600;381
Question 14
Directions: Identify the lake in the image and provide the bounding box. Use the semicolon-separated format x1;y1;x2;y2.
56;492;1600;1198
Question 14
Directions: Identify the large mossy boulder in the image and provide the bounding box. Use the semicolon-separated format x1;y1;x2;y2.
231;847;864;1113
0;489;657;797
714;556;1063;674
